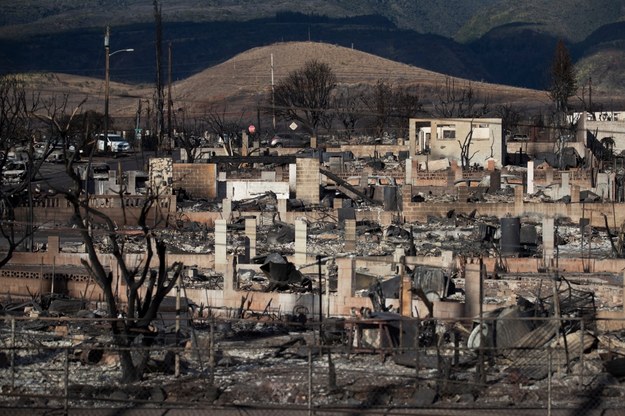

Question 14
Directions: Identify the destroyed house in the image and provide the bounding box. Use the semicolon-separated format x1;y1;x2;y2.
409;117;503;169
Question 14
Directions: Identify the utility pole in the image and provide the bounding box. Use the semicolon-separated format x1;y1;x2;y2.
154;0;164;155
271;53;275;131
104;26;110;140
167;42;173;149
589;76;593;119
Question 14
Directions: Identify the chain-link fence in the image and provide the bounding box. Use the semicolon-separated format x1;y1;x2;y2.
0;313;624;415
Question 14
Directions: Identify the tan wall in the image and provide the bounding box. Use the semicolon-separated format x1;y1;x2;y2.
3;241;625;319
16;195;176;227
333;144;408;159
409;118;503;168
173;163;217;199
295;158;320;204
401;184;624;227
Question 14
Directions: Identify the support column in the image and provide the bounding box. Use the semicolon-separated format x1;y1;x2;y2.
405;158;413;185
222;198;231;221
215;219;228;270
336;257;354;314
571;185;580;203
527;160;535;195
408;119;416;156
245;217;257;260
241;131;249;156
344;219;356;252
561;172;570;197
295;219;307;265
295;158;320;205
514;186;524;216
545;168;554;186
464;262;483;319
543;217;555;265
394;248;412;317
277;198;287;217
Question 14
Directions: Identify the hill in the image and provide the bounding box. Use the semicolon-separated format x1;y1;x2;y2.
173;41;546;112
20;42;549;128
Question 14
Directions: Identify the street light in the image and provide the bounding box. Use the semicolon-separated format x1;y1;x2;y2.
104;26;133;141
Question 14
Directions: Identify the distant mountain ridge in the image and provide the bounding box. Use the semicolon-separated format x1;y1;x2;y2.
0;2;624;96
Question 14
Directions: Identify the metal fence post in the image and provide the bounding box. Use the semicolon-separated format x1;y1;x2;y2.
10;317;15;389
414;317;420;384
209;319;215;385
548;347;552;416
580;318;585;387
64;347;69;413
308;346;313;416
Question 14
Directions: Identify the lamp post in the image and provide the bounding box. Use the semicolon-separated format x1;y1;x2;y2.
104;26;133;140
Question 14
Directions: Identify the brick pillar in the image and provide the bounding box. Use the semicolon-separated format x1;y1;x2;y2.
543;217;555;265
295;158;320;205
561;172;570;197
241;131;249;156
571;185;580;203
215;219;227;267
344;219;356;251
295;219;307;265
451;160;462;181
222;198;231;221
545;168;554;185
277;198;287;216
394;248;412;317
47;236;60;254
336;257;354;306
408;119;416;156
405;158;413;185
402;183;413;207
527;160;535;195
464;261;483;319
514;186;524;215
245;217;257;260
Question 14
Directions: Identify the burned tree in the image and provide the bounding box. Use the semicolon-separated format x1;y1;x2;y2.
360;80;425;139
391;85;425;138
458;128;479;170
332;85;365;141
549;40;577;123
201;102;245;156
37;93;184;383
272;59;337;138
360;80;394;138
434;76;490;119
0;74;43;262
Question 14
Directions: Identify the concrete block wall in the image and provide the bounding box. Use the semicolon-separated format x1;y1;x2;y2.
295;158;320;204
173;163;217;199
149;158;174;196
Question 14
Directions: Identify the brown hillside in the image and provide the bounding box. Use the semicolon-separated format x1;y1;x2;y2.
171;41;548;115
21;42;549;123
